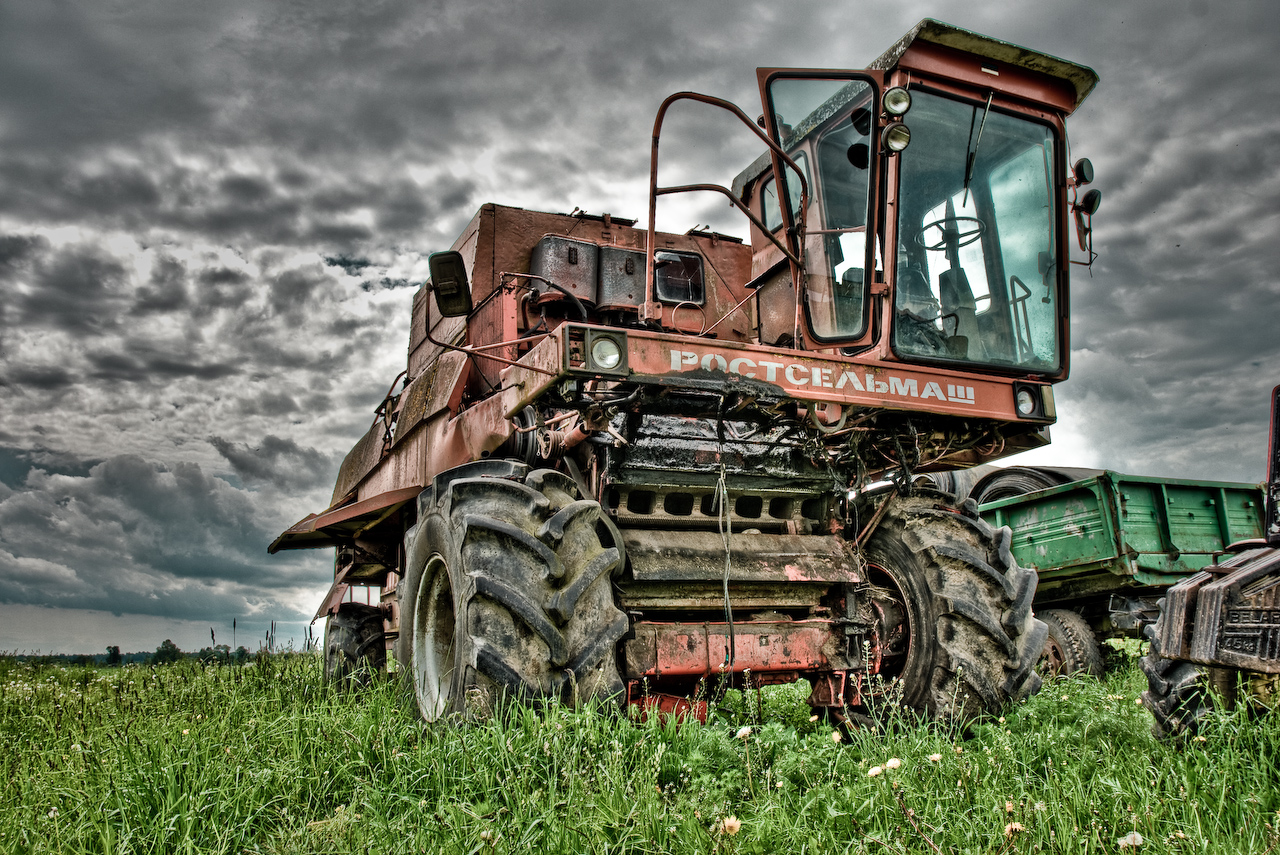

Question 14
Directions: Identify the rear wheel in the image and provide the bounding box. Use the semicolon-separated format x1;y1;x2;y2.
396;461;628;721
323;602;386;688
1038;609;1105;678
861;492;1046;721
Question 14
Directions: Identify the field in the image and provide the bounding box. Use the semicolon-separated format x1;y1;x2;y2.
2;653;1278;854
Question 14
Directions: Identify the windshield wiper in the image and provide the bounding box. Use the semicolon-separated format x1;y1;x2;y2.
962;92;993;206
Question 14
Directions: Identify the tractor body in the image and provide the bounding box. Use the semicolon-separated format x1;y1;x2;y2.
273;20;1100;721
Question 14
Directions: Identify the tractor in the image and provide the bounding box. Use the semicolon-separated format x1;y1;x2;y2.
270;19;1101;724
1139;386;1280;736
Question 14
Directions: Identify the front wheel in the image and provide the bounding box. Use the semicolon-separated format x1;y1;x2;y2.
861;492;1046;721
396;461;628;721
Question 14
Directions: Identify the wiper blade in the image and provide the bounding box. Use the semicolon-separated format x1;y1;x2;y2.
962;92;994;206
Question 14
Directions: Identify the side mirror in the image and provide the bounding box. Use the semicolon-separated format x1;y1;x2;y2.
428;251;473;317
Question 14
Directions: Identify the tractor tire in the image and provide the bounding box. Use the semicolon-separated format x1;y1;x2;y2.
1139;625;1217;739
323;602;387;688
1038;609;1105;678
862;492;1047;721
396;460;628;721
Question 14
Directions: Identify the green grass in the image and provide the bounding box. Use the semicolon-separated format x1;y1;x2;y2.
2;654;1278;854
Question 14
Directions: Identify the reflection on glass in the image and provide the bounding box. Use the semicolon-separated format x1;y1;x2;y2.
761;153;807;233
766;76;875;341
893;90;1059;373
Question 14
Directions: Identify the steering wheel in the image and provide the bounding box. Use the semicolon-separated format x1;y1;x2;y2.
915;216;986;251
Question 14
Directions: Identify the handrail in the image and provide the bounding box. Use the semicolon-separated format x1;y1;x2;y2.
644;91;810;323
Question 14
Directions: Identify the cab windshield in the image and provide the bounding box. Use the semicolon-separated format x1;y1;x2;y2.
893;90;1060;373
766;75;876;341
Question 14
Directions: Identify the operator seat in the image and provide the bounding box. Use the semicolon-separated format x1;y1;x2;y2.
894;266;948;356
938;268;982;360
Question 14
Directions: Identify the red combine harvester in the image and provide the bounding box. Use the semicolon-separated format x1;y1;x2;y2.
271;19;1101;723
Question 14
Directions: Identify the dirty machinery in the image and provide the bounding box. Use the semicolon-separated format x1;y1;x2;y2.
1139;386;1280;737
271;20;1101;724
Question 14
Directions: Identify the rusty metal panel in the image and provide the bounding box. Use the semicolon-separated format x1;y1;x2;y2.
755;265;797;346
622;619;837;678
1157;571;1210;661
1189;547;1280;672
874;20;1093;114
331;422;384;505
355;431;425;502
458;394;516;461
624;529;853;584
499;331;565;418
530;236;599;305
397;350;470;444
392;369;433;446
270;486;420;553
615;325;1024;422
599;246;645;310
617;582;824;612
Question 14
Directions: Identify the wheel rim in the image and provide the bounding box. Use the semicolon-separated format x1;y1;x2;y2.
1039;635;1068;677
863;563;913;688
412;556;456;721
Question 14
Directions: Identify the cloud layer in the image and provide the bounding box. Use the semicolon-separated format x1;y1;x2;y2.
0;1;1277;652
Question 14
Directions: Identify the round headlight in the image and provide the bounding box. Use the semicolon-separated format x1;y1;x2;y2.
883;87;912;116
590;336;622;371
881;123;911;153
1015;389;1037;416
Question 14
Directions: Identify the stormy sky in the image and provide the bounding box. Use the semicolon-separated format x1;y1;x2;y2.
1;1;1277;654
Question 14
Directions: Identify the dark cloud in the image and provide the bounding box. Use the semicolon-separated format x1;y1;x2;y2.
13;244;129;334
0;452;327;623
0;0;1276;651
132;253;191;314
209;435;340;492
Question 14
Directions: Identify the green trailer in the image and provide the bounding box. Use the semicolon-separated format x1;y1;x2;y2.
950;467;1267;675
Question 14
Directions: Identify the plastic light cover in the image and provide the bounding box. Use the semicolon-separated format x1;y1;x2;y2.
883;87;912;116
882;123;911;152
1015;389;1037;416
590;336;623;371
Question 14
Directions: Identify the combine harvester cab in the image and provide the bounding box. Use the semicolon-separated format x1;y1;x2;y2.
271;20;1100;725
1140;386;1280;737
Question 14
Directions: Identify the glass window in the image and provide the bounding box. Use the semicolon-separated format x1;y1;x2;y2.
653;250;705;305
760;152;807;233
892;90;1059;373
766;75;876;341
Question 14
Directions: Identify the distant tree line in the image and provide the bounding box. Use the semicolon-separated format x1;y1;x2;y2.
9;639;257;667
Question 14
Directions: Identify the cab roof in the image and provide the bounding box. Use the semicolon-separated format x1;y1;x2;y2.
872;19;1098;113
731;20;1097;200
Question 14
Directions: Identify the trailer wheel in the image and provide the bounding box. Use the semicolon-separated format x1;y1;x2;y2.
323;602;387;688
1038;609;1105;678
396;461;628;721
861;492;1047;721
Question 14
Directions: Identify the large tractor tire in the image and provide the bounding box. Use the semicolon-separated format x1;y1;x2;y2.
1139;625;1217;739
323;602;387;688
862;492;1046;721
396;461;628;721
1038;608;1105;678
